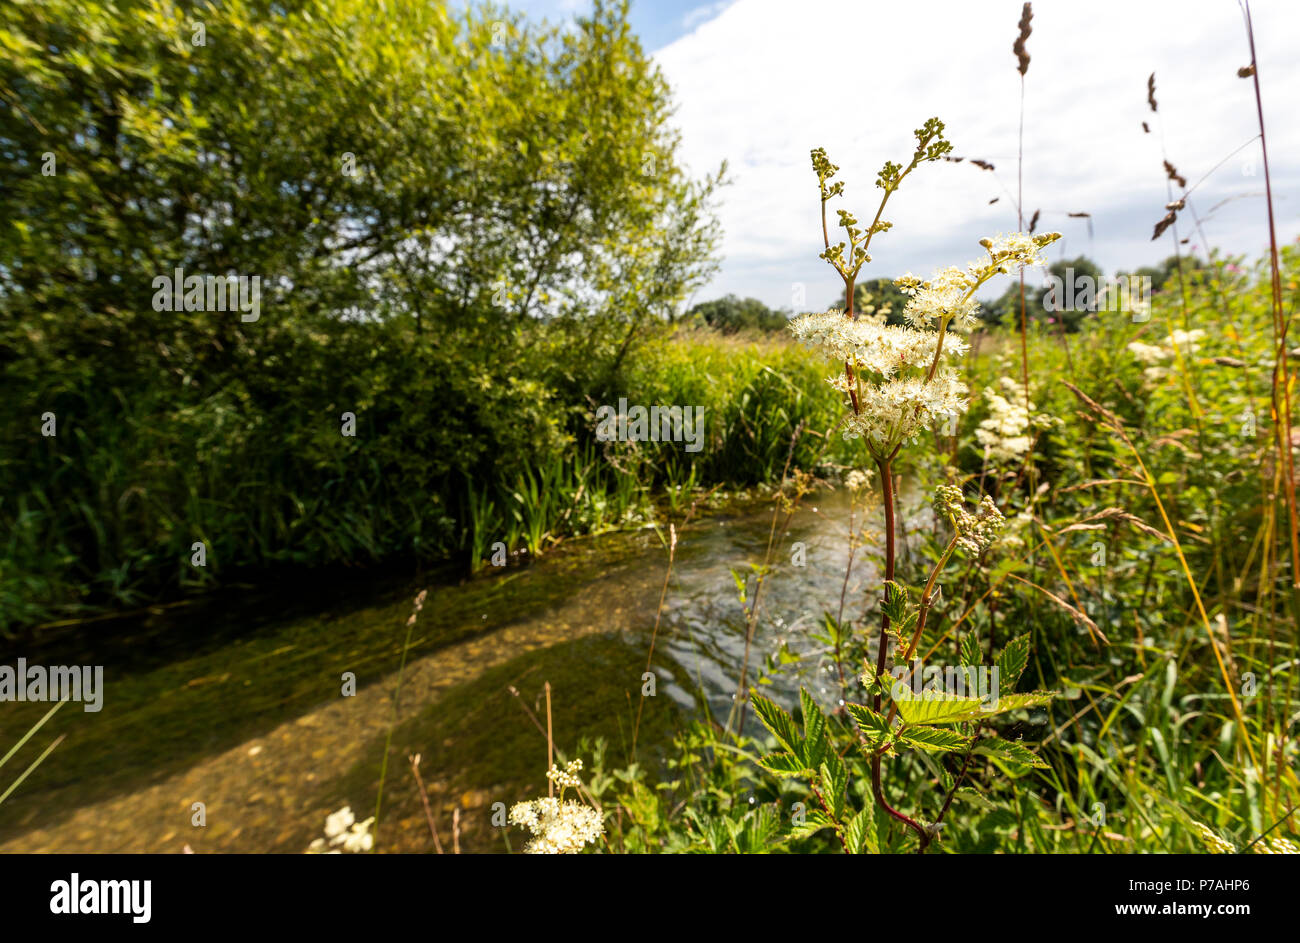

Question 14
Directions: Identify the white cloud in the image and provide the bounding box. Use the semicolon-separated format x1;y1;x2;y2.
681;1;733;31
655;0;1300;311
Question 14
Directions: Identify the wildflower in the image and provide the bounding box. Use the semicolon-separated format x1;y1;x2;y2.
975;377;1055;464
898;265;982;329
1126;340;1167;365
789;310;968;375
511;755;603;854
790;232;1056;462
897;233;1060;330
933;485;1005;554
1127;329;1206;384
842;371;968;454
305;805;375;854
324;806;355;839
845;468;872;492
508;797;604;854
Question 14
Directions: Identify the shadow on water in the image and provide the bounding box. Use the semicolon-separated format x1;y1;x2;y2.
0;485;913;851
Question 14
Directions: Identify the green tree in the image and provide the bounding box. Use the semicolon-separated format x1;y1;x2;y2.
984;255;1103;332
686;295;787;332
0;0;722;627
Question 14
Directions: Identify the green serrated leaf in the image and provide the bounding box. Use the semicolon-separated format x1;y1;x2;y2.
819;753;848;820
893;690;985;725
789;807;833;838
845;804;878;854
954;787;998;811
799;687;827;767
846;703;893;747
757;751;807;777
751;694;801;755
737;805;781;853
898;725;970;753
960;631;981;668
890;610;918;648
995;634;1031;687
972;737;1048;773
882;581;910;623
963;691;1056;721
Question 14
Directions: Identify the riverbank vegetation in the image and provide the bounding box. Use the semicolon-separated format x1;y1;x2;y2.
3;0;1297;857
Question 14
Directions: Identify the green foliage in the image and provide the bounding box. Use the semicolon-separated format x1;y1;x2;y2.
0;0;732;631
685;295;789;333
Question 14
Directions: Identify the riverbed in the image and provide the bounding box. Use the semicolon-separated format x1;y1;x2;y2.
0;485;912;853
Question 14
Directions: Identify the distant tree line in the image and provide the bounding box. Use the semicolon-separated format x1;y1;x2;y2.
683;256;1203;336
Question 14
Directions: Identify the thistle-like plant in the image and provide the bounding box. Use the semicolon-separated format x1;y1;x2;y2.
753;123;1062;853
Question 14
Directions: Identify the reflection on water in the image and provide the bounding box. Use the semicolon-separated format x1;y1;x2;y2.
0;485;922;852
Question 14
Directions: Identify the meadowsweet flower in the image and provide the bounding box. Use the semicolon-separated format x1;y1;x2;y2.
841;371;968;454
845;468;872;492
306;805;375;853
790;233;1056;462
898;265;981;329
1126;340;1167;365
933;485;1005;554
980;231;1060;271
789;310;968;375
1127;329;1207;383
509;797;604;854
898;232;1060;330
324;806;354;837
975;377;1056;464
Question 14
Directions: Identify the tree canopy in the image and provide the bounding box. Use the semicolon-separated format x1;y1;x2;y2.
0;0;723;626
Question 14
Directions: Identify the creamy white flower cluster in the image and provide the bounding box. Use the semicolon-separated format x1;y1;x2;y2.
976;378;1033;462
789;309;970;376
896;233;1060;330
1127;329;1206;383
843;370;968;454
1254;835;1299;854
508;796;604;854
788;311;970;455
306;805;375;854
845;468;872;492
790;233;1058;459
975;377;1056;464
933;484;1005;554
1191;820;1298;854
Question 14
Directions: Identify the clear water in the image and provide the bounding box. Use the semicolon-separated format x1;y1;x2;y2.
0;486;916;853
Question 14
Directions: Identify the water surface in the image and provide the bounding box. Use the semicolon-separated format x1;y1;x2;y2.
0;486;918;852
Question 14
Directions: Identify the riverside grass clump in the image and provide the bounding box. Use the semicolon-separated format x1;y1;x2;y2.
0;322;846;631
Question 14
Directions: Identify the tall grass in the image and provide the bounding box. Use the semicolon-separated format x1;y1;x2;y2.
1;325;844;632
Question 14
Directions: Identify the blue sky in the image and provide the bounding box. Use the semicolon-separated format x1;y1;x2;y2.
509;0;735;52
504;1;1300;313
